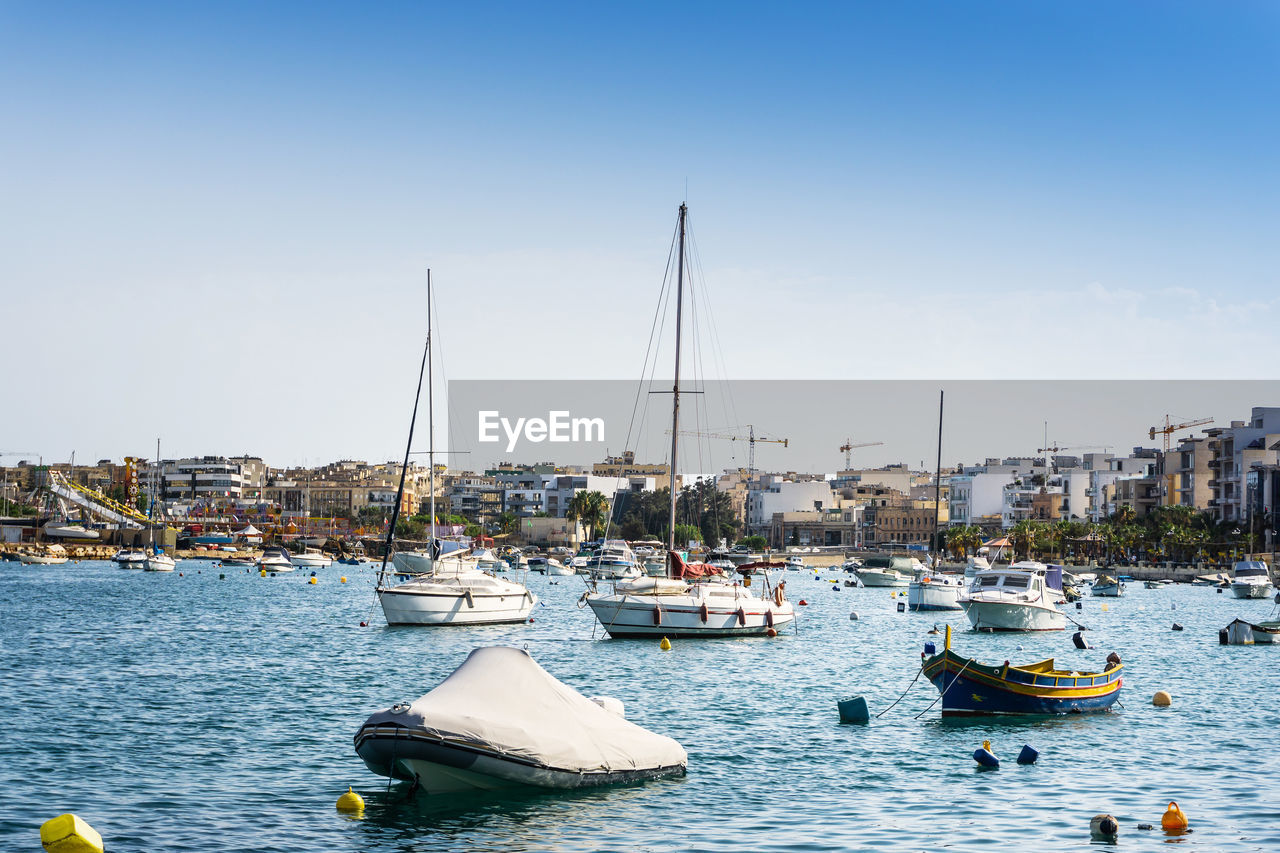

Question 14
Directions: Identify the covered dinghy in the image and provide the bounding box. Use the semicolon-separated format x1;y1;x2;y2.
354;646;687;793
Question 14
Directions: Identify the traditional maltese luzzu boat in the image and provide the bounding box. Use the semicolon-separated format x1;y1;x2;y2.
920;626;1124;716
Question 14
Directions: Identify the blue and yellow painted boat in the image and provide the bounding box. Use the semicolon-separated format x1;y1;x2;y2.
921;626;1123;716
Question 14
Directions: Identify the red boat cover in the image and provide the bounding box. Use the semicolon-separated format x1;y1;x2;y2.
668;550;723;578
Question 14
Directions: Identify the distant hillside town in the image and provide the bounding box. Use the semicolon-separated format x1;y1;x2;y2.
3;407;1278;556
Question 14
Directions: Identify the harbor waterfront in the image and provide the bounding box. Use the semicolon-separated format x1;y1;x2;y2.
2;560;1278;851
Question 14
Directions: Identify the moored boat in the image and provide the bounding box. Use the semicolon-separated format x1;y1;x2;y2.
1091;575;1125;596
290;548;332;568
143;549;176;572
921;626;1123;716
960;561;1066;632
112;548;147;568
1230;561;1275;599
258;545;296;572
907;568;964;611
354;646;686;792
17;544;69;565
856;555;916;587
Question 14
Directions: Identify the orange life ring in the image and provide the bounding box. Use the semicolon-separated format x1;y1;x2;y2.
773;586;785;607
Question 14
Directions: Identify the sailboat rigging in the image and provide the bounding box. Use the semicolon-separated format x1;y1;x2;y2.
375;271;537;626
585;204;796;638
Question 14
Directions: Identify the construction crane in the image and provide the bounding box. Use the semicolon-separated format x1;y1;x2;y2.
666;425;788;479
839;439;884;469
1149;415;1214;506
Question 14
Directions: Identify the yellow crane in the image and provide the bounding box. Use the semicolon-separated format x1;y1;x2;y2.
1148;415;1213;505
839;439;884;469
666;425;787;478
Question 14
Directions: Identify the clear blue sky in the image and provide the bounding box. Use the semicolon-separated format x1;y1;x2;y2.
2;1;1277;467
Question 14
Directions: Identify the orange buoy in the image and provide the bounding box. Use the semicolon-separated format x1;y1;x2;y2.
1161;802;1188;832
798;599;808;606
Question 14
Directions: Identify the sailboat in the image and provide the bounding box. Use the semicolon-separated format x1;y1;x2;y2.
143;439;176;572
585;204;796;639
375;272;537;626
907;391;963;612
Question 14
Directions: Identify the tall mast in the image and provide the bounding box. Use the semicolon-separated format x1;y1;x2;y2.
427;270;435;549
667;204;687;554
377;271;431;589
933;390;944;564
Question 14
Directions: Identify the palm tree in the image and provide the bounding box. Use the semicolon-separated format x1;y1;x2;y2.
567;490;611;541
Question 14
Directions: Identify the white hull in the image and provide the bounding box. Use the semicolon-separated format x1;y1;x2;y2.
378;587;536;625
586;589;794;638
259;558;296;572
907;580;963;611
18;553;68;565
857;569;909;587
962;599;1065;631
1232;581;1275;599
290;553;332;568
144;554;176;572
1092;584;1125;597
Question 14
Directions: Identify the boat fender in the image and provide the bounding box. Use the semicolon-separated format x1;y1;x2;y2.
765;609;774;628
1090;814;1119;839
699;603;709;623
652;606;662;626
464;589;474;608
736;607;746;626
1161;802;1188;832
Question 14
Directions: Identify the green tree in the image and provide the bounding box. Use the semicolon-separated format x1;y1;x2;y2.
740;534;768;550
567;490;610;540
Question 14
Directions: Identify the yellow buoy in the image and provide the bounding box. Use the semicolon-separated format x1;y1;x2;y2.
1152;690;1172;707
336;786;365;812
340;576;348;583
260;569;266;577
40;813;103;853
1101;603;1109;611
659;636;672;651
309;577;317;584
1161;801;1188;831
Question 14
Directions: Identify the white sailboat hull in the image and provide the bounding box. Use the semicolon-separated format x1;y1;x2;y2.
585;592;795;638
378;587;536;625
857;569;909;587
290;553;332;568
144;554;176;572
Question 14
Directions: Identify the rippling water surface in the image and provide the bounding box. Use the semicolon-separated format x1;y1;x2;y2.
2;561;1278;851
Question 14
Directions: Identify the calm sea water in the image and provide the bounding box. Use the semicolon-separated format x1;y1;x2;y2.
2;560;1278;852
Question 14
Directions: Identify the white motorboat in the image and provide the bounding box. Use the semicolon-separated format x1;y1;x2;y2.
585;541;642;580
378;558;537;625
112;549;147;569
786;556;806;569
1091;575;1126;597
960;561;1066;632
841;557;863;572
907;568;964;611
547;559;574;576
144;550;176;572
290;548;332;568
354;646;686;792
1230;561;1275;599
258;545;296;573
18;545;69;565
474;548;506;573
856;555;917;587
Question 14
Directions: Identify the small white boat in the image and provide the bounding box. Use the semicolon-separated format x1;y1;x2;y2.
1230;561;1275;599
112;549;147;569
355;646;686;792
963;554;992;578
546;559;574;576
856;555;916;587
960;562;1066;632
1144;579;1172;589
474;548;506;573
1091;575;1126;597
585;553;794;638
290;549;332;568
1249;622;1280;644
907;568;964;611
786;556;806;570
258;545;296;573
841;557;863;572
43;523;100;540
18;545;69;565
377;559;537;626
144;550;176;572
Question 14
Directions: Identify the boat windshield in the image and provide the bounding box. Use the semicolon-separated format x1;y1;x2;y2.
1002;575;1030;589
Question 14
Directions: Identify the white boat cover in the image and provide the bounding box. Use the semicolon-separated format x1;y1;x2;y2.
364;646;686;774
